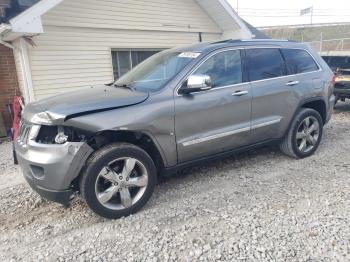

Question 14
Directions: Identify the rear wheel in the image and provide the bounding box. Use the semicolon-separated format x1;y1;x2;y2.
280;108;323;159
80;143;157;219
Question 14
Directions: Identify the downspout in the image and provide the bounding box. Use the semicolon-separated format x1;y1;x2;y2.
0;24;35;103
18;37;35;103
0;36;35;103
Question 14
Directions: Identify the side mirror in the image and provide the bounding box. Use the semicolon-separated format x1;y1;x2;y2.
180;74;212;94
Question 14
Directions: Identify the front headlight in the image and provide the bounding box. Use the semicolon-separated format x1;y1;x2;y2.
35;125;88;144
55;126;68;144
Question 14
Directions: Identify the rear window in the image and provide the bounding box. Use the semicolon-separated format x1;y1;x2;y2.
281;49;319;75
246;48;285;81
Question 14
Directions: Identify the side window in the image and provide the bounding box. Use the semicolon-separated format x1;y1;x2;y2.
246;48;285;81
281;49;319;75
192;50;242;88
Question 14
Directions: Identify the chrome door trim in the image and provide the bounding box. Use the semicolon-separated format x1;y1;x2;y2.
251;118;282;130
182;118;283;147
182;126;250;147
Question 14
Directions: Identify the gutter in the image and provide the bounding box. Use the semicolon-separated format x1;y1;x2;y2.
0;24;15;48
0;39;14;49
0;23;11;34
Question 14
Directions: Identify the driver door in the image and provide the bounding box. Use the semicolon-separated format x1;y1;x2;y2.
174;49;252;163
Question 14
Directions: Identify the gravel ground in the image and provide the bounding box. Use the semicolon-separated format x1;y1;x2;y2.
1;104;350;261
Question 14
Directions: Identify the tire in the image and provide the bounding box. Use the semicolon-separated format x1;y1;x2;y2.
13;143;18;165
280;108;323;159
80;143;157;219
334;97;339;108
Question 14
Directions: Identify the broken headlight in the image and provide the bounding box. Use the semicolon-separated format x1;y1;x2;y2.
36;125;87;144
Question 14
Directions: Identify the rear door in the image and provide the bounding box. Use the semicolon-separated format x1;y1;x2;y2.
245;47;296;142
280;48;322;97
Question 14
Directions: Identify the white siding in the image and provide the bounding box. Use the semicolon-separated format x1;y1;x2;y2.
29;0;223;99
42;0;221;33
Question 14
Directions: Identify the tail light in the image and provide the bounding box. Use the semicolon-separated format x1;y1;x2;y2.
331;74;336;85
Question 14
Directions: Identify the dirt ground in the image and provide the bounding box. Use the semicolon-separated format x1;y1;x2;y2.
0;103;349;261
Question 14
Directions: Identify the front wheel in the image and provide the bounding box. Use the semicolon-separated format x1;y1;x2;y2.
80;143;157;219
280;108;323;159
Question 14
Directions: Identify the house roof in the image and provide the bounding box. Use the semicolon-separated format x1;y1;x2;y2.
242;20;270;39
0;0;39;23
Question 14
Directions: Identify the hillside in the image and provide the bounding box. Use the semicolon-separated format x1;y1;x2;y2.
261;24;350;42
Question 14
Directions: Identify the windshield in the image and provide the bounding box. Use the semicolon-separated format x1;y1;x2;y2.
114;51;200;92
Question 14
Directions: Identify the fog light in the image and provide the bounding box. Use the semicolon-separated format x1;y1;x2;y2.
55;132;68;144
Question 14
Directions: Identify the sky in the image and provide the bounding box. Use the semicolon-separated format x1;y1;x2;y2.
227;0;350;27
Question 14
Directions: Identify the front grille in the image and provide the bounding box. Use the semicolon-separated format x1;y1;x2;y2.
18;121;32;146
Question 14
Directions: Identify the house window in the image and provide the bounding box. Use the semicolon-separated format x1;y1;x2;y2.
111;50;161;80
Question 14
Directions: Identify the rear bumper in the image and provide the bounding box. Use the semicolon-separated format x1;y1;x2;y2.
334;82;350;97
334;87;350;97
15;139;93;205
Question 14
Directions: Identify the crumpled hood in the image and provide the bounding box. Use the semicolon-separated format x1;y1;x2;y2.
23;85;149;124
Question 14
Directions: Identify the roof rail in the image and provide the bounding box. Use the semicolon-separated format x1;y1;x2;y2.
210;39;298;45
240;39;292;42
210;39;235;44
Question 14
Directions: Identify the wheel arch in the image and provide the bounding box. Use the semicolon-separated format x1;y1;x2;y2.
86;130;168;172
300;98;327;124
282;97;327;139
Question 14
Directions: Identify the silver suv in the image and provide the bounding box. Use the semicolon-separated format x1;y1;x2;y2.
15;40;335;218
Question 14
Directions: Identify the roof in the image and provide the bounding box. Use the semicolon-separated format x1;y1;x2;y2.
0;0;39;23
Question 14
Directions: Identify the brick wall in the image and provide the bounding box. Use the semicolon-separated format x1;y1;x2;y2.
0;44;20;134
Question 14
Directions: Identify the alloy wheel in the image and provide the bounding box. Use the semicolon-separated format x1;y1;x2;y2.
95;157;148;210
296;116;320;153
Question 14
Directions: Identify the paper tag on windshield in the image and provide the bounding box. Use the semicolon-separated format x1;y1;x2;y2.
178;52;201;59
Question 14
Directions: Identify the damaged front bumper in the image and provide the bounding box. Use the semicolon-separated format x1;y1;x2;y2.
15;132;93;206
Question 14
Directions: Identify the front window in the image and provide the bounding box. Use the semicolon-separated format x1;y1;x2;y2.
115;51;200;92
192;50;243;88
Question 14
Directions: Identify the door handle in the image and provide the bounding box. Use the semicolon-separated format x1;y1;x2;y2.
286;81;299;86
232;90;248;96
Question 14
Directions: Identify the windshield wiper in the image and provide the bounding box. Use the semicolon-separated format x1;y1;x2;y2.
105;82;114;86
114;83;134;91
